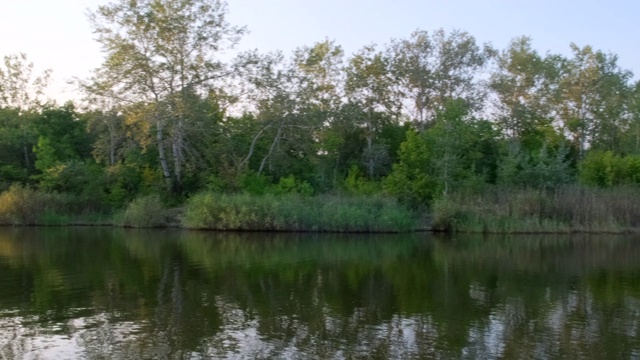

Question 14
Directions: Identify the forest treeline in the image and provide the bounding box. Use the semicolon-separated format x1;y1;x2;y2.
1;0;639;231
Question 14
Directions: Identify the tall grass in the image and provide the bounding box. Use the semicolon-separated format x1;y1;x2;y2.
115;195;171;228
432;186;640;233
0;185;112;226
183;193;417;232
0;185;69;225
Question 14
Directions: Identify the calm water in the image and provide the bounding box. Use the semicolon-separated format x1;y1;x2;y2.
1;228;640;359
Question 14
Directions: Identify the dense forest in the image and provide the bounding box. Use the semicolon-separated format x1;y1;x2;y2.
0;0;639;231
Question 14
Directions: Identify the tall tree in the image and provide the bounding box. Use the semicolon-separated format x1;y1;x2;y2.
242;41;344;182
85;0;245;192
490;36;560;141
624;81;640;154
345;45;396;178
388;29;494;129
0;53;52;171
0;53;51;111
557;44;632;158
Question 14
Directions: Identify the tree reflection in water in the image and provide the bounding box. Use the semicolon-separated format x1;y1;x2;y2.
0;228;639;358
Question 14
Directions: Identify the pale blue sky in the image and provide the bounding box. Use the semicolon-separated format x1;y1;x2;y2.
1;0;638;103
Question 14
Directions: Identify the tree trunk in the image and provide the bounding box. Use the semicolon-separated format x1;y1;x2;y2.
23;144;30;170
172;120;184;192
365;109;374;178
156;122;172;188
258;123;284;175
109;131;116;166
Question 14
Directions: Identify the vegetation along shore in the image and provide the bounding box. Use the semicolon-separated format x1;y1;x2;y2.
1;0;639;233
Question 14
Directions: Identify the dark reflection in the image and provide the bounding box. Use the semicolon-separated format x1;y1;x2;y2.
1;229;640;358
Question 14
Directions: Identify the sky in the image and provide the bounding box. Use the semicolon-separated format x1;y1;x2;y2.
0;0;639;104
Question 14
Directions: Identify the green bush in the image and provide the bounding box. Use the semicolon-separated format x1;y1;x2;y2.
118;195;168;228
239;171;271;195
579;151;640;187
272;175;314;196
498;143;573;189
183;193;417;232
343;166;380;195
0;185;70;225
431;186;640;233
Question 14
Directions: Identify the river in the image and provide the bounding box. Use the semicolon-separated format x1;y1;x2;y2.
0;228;639;359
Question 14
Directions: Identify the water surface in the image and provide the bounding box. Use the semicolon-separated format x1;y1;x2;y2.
1;228;639;359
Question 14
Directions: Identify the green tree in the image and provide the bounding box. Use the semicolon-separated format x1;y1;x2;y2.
0;53;52;172
557;44;632;158
388;29;494;129
489;36;560;142
30;104;100;196
623;81;640;155
0;53;51;110
385;99;498;204
85;0;246;193
345;45;397;178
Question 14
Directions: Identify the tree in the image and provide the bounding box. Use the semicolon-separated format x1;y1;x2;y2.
345;45;397;178
85;0;246;192
86;108;128;166
557;44;632;158
388;29;494;129
236;41;344;185
489;36;559;141
623;81;640;154
30;104;101;196
385;99;499;204
293;39;344;112
0;53;51;110
0;53;52;171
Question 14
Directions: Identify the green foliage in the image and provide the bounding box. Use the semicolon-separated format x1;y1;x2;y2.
343;165;381;195
118;195;168;228
102;163;150;207
0;185;70;225
37;160;105;200
431;186;640;233
0;165;28;189
239;171;272;195
33;136;57;172
272;175;314;196
204;173;226;193
579;151;640;187
33;104;92;162
3;21;640;230
183;193;417;232
498;142;574;188
385;100;500;205
384;129;435;204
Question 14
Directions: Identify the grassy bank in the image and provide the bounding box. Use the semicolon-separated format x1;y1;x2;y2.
182;192;418;232
0;186;418;232
5;184;637;234
0;185;112;226
432;186;640;233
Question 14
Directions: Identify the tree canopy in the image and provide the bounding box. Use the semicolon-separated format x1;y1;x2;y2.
0;0;639;205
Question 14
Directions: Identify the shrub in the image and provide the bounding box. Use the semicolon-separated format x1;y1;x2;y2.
272;175;314;196
0;185;69;225
431;186;640;233
579;151;640;187
118;195;168;228
183;192;417;232
343;166;380;195
239;171;271;195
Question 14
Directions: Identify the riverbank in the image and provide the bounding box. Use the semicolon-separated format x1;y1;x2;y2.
431;186;640;234
0;187;420;233
1;185;639;234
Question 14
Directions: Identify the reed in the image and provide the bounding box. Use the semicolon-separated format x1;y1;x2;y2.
183;193;417;232
432;186;640;233
116;194;170;228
